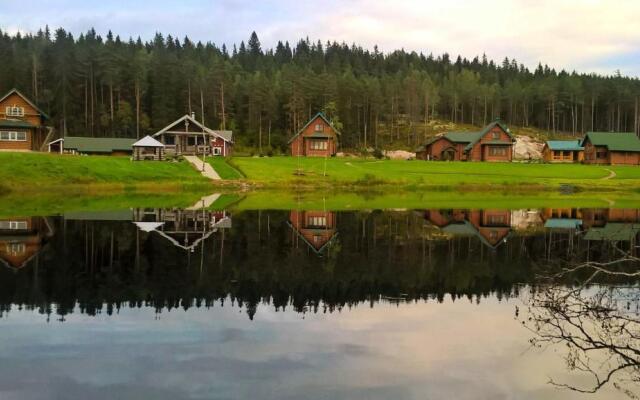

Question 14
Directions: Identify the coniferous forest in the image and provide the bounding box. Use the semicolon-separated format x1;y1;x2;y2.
1;27;640;151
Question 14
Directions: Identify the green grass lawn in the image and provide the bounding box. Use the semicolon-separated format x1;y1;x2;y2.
0;152;209;191
230;156;640;190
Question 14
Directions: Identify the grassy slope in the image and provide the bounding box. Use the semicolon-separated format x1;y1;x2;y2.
0;152;209;191
206;157;245;179
230;156;640;190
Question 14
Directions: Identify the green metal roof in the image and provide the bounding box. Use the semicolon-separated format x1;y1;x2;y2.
545;140;584;151
0;119;35;129
63;136;136;153
581;132;640;152
544;218;582;229
584;223;640;241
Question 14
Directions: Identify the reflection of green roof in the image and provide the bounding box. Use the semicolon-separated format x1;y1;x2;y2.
308;132;332;138
581;132;640;152
63;136;136;153
584;223;640;241
0;119;35;129
64;210;133;221
546;140;584;151
439;220;510;250
544;218;582;229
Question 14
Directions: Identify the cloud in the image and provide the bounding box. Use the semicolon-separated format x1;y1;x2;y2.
1;0;640;75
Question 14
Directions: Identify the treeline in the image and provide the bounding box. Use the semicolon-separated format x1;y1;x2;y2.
1;27;640;150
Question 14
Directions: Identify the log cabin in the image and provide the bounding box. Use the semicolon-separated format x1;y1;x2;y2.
289;113;340;157
0;89;50;152
581;132;640;165
152;114;233;157
416;120;514;162
542;140;584;163
288;210;338;255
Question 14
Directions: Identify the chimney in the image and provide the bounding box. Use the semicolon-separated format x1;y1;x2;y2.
191;112;196;119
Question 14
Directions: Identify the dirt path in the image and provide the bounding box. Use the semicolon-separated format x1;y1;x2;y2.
186;193;221;210
602;168;617;180
184;155;221;180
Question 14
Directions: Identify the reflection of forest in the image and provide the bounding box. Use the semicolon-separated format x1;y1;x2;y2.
0;208;639;319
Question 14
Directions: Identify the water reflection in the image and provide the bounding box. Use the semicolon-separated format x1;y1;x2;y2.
1;206;640;399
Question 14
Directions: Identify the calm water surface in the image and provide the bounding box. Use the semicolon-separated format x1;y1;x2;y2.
1;207;639;399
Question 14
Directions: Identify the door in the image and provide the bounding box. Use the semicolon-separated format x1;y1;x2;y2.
441;148;456;161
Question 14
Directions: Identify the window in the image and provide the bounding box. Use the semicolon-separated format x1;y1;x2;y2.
488;215;505;224
5;106;24;117
0;131;27;141
0;221;28;230
489;146;507;156
7;243;26;256
164;136;175;145
213;147;221;155
563;151;571;157
310;140;328;150
314;123;324;132
597;150;607;159
492;131;501;139
187;137;196;146
307;216;327;227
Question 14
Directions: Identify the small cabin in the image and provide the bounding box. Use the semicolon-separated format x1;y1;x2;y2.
416;120;514;162
289;113;340;157
48;136;136;156
132;136;165;161
0;89;50;152
152;114;233;156
543;140;584;163
581;132;640;165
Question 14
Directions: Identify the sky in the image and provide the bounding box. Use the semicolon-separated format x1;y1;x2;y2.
2;0;640;76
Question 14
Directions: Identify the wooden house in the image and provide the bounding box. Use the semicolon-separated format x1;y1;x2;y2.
416;120;514;162
0;217;53;270
152;114;233;156
542;140;584;162
289;113;340;157
48;136;136;155
132;135;165;161
288;210;338;255
0;89;50;152
581;132;640;165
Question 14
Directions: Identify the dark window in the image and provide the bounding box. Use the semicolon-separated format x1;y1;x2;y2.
164;136;175;145
187;137;196;146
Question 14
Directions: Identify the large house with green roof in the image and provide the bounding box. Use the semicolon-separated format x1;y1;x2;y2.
0;88;50;152
581;132;640;165
416;120;515;162
542;140;584;163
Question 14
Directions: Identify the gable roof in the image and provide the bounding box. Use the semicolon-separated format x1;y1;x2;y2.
133;135;164;147
439;220;510;250
584;223;640;241
0;88;49;119
545;140;584;151
424;120;514;153
287;112;341;144
62;137;136;153
152;114;233;143
581;132;640;152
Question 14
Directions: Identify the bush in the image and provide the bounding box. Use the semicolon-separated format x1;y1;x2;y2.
372;148;384;159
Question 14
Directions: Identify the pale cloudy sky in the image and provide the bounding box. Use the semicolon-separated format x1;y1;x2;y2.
2;0;640;76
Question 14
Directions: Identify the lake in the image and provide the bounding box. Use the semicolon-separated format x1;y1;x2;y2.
0;205;639;399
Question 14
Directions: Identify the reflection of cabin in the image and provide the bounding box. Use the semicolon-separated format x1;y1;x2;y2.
288;210;338;255
133;208;231;251
152;114;233;156
542;140;583;163
416;120;514;162
0;88;50;151
48;136;136;156
132;135;165;161
422;209;512;249
581;132;640;165
289;113;340;157
581;208;640;242
0;217;53;270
